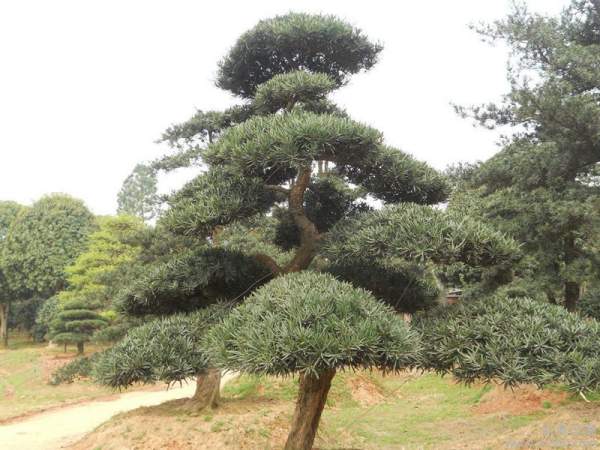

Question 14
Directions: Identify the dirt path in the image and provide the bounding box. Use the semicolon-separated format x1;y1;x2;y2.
0;373;237;450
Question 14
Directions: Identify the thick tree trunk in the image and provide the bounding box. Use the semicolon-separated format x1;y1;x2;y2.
284;369;335;450
77;342;84;354
182;369;221;412
0;302;9;348
565;281;580;312
284;168;320;273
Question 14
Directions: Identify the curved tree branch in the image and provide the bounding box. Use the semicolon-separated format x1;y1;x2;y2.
284;167;321;273
254;253;283;275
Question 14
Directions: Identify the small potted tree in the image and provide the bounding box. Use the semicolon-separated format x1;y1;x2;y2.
206;271;421;450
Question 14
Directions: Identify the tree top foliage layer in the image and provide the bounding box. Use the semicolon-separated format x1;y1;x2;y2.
216;13;383;97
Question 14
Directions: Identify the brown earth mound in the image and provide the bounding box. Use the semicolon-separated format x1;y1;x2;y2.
347;373;385;406
474;384;568;415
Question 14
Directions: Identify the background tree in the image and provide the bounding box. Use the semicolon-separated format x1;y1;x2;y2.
3;194;95;299
117;163;160;222
0;201;24;347
49;300;107;354
2;195;94;346
453;0;600;310
50;214;146;342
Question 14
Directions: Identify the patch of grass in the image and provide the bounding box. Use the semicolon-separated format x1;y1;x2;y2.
470;383;493;404
315;373;560;449
210;420;227;432
222;374;297;401
0;339;115;421
504;411;547;429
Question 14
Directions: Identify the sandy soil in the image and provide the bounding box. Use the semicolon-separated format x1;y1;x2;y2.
0;373;237;450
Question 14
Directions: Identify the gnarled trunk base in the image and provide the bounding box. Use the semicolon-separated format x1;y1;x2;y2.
180;369;221;413
284;369;335;450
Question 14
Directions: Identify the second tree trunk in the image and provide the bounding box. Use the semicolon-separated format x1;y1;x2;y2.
185;369;221;412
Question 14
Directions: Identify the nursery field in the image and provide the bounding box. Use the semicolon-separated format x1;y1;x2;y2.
72;371;600;450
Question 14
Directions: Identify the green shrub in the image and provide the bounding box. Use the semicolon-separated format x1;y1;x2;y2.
49;353;100;385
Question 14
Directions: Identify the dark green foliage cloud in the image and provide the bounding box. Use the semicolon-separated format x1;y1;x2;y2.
325;261;439;313
322;203;519;270
216;13;382;97
161;167;278;237
206;272;421;377
204;110;383;184
117;247;272;316
253;71;337;114
94;304;231;389
414;295;600;393
337;145;449;204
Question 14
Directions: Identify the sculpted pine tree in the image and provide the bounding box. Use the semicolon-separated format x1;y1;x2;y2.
117;163;160;222
98;14;521;449
49;300;107;354
453;0;600;310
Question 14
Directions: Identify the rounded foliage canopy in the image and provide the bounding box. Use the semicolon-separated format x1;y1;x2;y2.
253;71;337;114
414;295;600;393
204;109;383;183
3;194;95;298
162;167;278;237
117;247;271;316
94;303;231;388
323;203;519;269
206;272;420;377
216;13;382;97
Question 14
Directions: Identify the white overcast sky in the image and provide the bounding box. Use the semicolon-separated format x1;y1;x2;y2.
0;0;569;215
